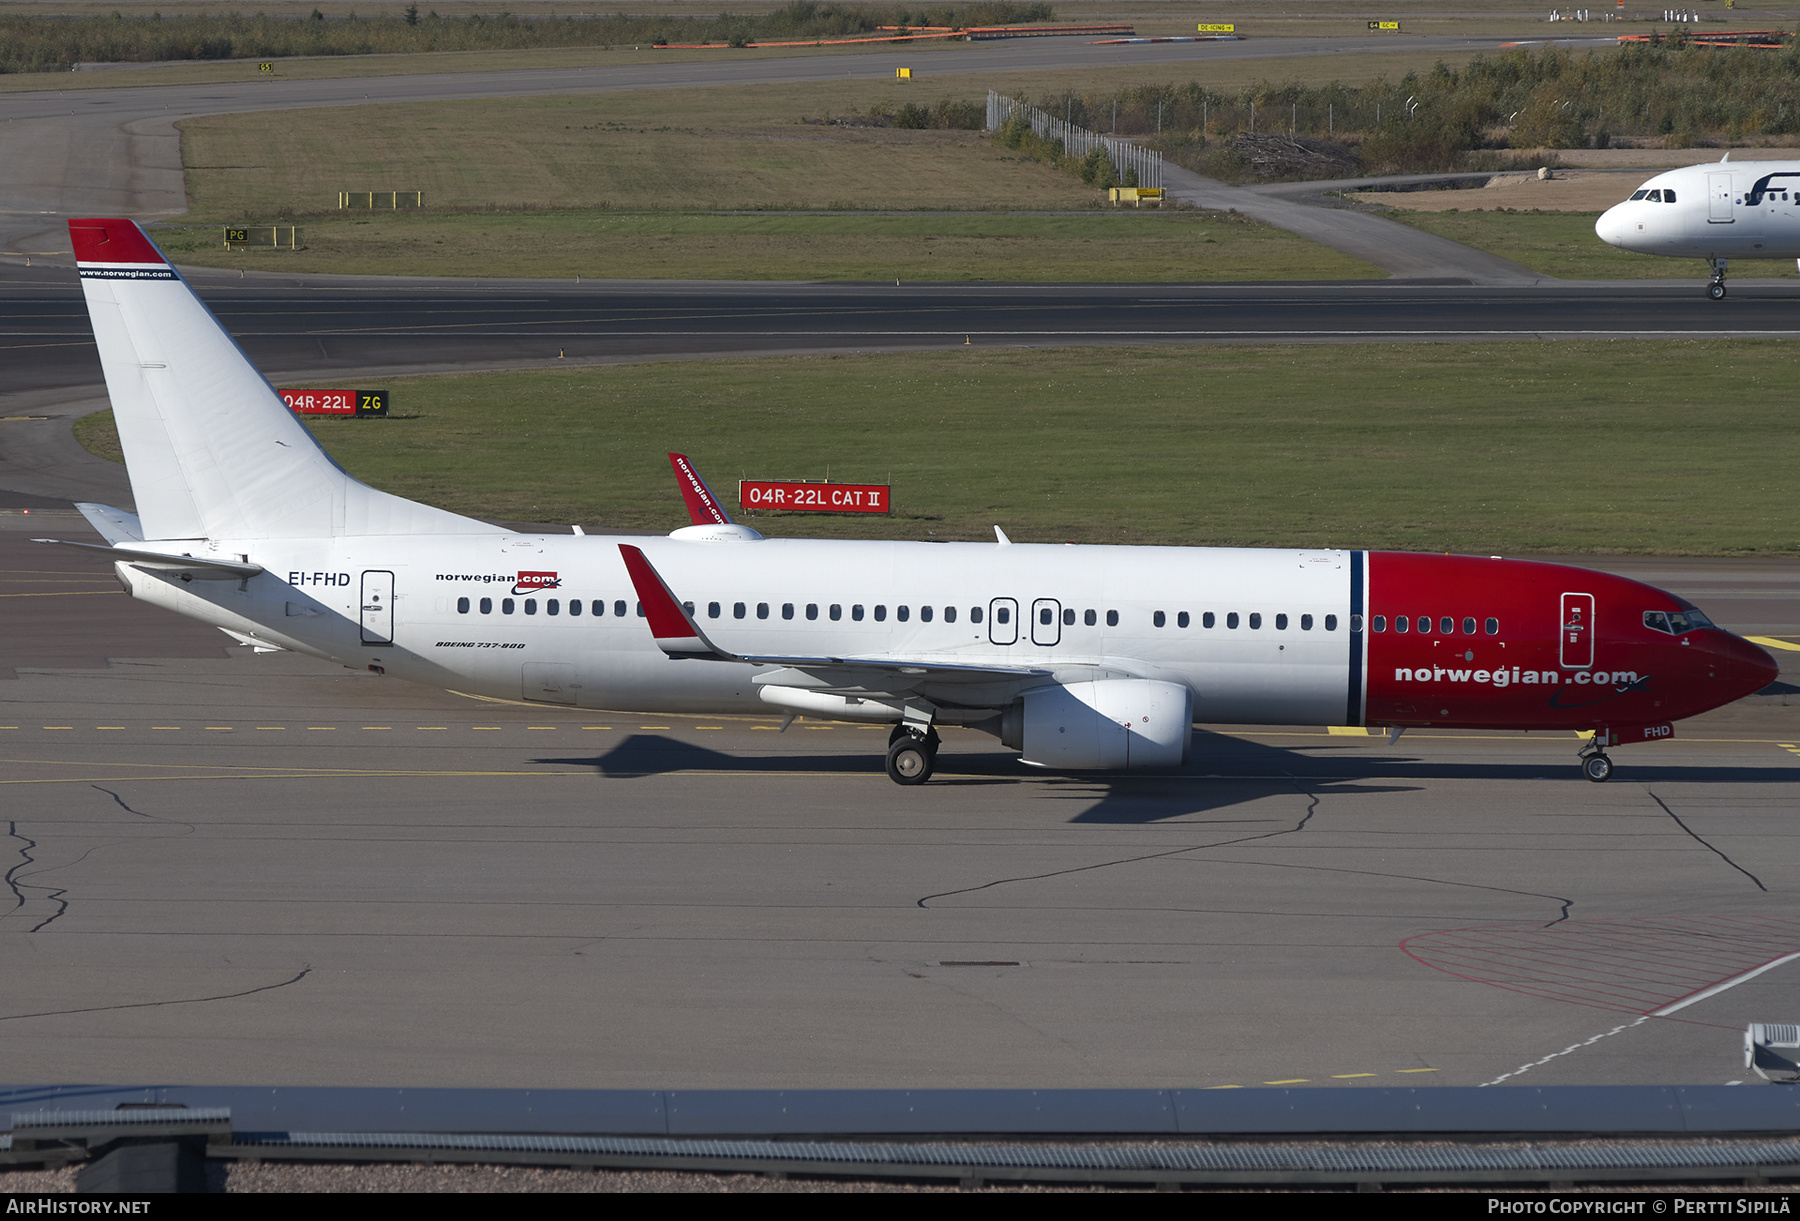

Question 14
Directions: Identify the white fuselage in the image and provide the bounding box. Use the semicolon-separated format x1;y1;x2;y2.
1596;160;1800;261
119;533;1360;726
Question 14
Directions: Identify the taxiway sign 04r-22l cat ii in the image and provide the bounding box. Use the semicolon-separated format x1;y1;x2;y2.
1595;154;1800;299
44;219;1776;785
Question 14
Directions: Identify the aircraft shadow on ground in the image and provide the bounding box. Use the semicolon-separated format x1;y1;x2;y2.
539;730;1800;825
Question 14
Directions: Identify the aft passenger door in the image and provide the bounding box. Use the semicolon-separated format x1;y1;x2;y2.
361;570;394;645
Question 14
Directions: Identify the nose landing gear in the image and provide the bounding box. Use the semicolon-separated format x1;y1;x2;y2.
1578;739;1614;783
1707;258;1728;301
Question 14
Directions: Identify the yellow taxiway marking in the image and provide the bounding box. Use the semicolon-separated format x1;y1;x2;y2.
1326;726;1368;736
1748;635;1800;652
527;726;557;730
1396;1068;1439;1074
1332;1073;1377;1079
307;726;336;731
1263;1078;1309;1085
257;727;284;730
97;727;124;730
418;726;447;730
361;726;391;731
42;726;71;730
640;725;670;729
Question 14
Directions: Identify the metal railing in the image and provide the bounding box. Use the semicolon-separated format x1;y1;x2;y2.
986;91;1163;190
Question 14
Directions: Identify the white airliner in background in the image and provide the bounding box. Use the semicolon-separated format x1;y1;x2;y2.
45;219;1776;785
1595;154;1800;298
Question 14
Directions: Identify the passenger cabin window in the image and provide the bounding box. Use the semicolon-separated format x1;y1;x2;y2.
1462;617;1476;635
1226;612;1239;629
708;602;721;619
757;603;769;619
1062;609;1075;626
1371;615;1385;632
1485;617;1499;635
1325;615;1338;631
1439;617;1453;634
547;599;559;616
1105;610;1118;627
1248;613;1262;629
503;598;515;614
852;604;865;621
897;606;909;622
457;597;470;614
1176;611;1189;628
921;606;933;622
734;602;747;619
972;607;983;624
1302;614;1314;631
945;607;957;623
1154;611;1167;628
829;604;842;621
783;603;794;620
1394;615;1407;633
1276;613;1288;630
615;600;627;617
568;599;579;617
807;603;819;620
1203;612;1215;629
1350;614;1363;633
874;605;886;622
521;598;536;615
480;597;492;614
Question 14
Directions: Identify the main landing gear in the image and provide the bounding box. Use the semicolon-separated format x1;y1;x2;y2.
886;723;941;786
1707;258;1728;301
1578;739;1614;783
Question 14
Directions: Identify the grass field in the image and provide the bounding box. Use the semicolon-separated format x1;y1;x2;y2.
163;85;1383;279
156;210;1381;281
77;340;1800;555
1382;209;1800;280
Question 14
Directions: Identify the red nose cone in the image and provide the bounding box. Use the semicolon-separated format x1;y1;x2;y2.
1716;632;1780;700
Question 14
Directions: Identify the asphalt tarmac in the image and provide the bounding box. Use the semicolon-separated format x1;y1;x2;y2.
6;501;1800;1090
9;273;1800;401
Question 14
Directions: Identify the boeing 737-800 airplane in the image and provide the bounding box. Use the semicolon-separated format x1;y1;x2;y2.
44;219;1777;785
1595;154;1800;298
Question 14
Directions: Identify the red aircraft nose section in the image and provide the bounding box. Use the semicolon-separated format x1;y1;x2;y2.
1710;631;1780;700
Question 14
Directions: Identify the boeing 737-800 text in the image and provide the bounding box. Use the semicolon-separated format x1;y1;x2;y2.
44;219;1776;785
1596;153;1800;298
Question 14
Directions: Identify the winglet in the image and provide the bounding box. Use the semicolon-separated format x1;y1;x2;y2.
668;453;733;526
70;218;170;272
617;544;733;659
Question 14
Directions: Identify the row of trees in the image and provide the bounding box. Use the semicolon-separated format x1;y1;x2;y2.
0;2;1058;73
1030;42;1800;179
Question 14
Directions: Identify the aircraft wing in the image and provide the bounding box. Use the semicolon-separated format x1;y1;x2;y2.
617;543;1051;684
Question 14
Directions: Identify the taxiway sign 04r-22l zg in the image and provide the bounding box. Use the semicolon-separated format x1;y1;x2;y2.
46;218;1777;785
1596;154;1800;299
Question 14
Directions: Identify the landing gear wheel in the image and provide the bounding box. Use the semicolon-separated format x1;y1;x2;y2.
1708;281;1727;301
888;724;940;752
1582;752;1614;783
886;737;935;785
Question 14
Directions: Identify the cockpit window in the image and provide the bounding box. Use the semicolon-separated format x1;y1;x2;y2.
1644;609;1717;634
1664;189;1676;203
1629;190;1649;201
1646;190;1662;202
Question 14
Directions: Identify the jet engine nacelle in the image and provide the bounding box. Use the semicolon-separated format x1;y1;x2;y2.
1002;679;1193;770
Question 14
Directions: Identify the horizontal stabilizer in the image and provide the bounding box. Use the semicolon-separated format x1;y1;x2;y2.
75;502;144;545
34;537;262;581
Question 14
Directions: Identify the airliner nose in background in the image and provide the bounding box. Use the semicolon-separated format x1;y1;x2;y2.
1596;154;1800;298
38;219;1778;786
